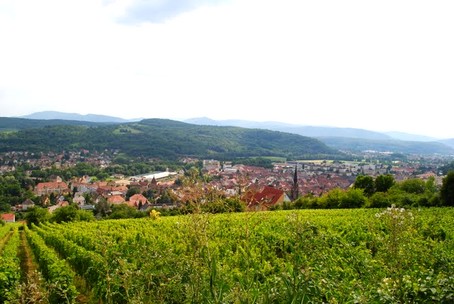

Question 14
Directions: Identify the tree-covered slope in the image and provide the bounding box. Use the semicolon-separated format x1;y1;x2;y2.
0;119;342;160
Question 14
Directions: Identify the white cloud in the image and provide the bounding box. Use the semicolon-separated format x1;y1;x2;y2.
117;0;229;24
0;0;453;138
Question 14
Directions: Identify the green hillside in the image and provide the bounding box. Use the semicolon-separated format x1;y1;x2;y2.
0;118;342;160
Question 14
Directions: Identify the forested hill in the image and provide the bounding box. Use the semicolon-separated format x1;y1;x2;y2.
0;118;342;160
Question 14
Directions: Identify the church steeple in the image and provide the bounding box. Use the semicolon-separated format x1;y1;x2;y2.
291;164;299;200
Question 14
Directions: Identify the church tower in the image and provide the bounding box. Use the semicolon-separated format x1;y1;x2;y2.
291;164;299;200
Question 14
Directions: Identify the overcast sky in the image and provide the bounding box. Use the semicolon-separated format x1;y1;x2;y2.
0;0;453;138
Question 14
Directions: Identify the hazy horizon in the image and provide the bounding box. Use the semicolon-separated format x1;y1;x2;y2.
6;110;447;140
1;0;453;138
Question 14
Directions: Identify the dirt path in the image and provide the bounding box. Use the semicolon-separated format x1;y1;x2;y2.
18;228;48;304
18;227;95;304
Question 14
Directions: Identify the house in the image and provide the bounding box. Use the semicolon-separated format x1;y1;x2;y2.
71;182;98;194
22;199;35;210
15;199;36;211
35;181;70;196
128;194;149;209
107;195;126;205
97;185;128;196
245;186;287;211
73;193;86;206
47;201;69;213
1;213;15;223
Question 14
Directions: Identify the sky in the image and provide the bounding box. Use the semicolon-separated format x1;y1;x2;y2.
0;0;453;138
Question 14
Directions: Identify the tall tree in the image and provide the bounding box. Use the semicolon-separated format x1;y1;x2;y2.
440;171;454;206
375;174;395;193
353;175;375;196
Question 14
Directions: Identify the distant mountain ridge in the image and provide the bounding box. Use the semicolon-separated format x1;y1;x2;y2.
20;111;140;123
440;139;454;149
384;131;438;142
0;117;108;131
184;117;454;155
8;112;454;156
319;137;454;155
17;112;446;141
185;117;392;140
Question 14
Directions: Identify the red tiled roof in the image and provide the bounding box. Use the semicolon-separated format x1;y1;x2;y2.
128;194;148;207
246;186;285;208
107;195;126;204
36;182;69;190
1;213;15;222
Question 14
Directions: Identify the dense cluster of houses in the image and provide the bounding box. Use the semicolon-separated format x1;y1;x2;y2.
0;150;112;173
2;152;447;216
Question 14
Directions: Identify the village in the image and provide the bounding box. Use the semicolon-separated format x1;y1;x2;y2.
2;148;446;220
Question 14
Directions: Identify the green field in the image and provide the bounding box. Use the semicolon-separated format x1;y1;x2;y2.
1;208;453;303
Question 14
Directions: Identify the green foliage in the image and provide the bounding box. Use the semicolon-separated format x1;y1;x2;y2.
24;207;50;228
318;188;367;208
24;208;454;303
108;204;146;219
369;191;392;208
201;198;246;213
125;187;141;201
0;227;21;302
440;171;454;206
439;161;454;175
0;174;35;207
375;174;395;192
399;178;427;194
354;175;375;196
25;225;78;303
51;205;94;223
292;194;319;209
51;205;78;223
0;119;342;160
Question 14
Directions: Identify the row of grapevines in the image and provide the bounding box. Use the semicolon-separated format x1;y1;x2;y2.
39;221;158;303
25;225;78;303
0;223;12;238
35;208;454;303
0;224;14;250
0;227;21;302
33;223;118;302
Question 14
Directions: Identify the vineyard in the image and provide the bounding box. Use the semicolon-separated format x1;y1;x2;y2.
1;207;453;303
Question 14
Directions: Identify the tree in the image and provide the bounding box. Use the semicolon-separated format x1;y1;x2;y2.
126;187;141;201
95;197;111;218
369;192;391;208
51;205;78;223
109;204;145;219
440;171;454;206
340;188;367;208
375;174;395;193
399;178;426;194
353;175;375;196
25;207;50;227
